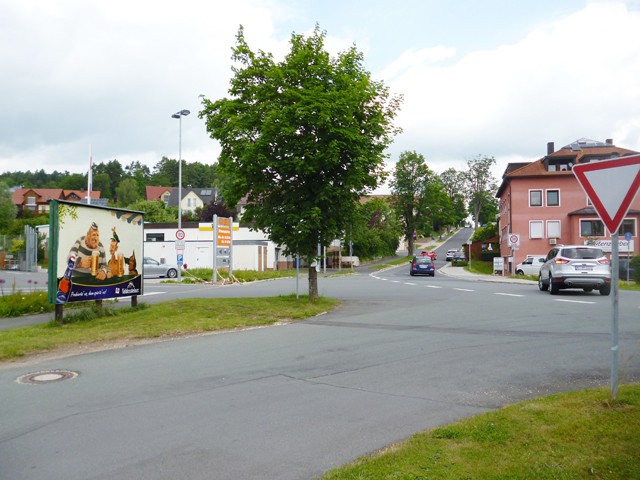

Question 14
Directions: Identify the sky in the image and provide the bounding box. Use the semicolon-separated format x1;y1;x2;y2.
1;0;639;193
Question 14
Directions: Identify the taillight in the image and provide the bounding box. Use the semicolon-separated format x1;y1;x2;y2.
554;258;570;264
412;262;416;268
598;258;609;264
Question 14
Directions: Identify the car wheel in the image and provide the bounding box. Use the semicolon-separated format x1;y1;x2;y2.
599;284;611;296
549;275;559;295
516;270;524;275
167;268;178;278
410;272;415;276
538;274;548;291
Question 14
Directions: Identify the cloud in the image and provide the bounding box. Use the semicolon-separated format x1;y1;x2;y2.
384;1;640;181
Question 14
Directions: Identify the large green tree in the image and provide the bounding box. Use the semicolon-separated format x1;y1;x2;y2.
464;155;498;229
200;25;401;300
389;151;431;255
350;197;401;258
115;178;142;207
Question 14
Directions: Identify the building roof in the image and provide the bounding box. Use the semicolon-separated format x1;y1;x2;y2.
145;186;173;201
11;188;101;204
496;139;638;197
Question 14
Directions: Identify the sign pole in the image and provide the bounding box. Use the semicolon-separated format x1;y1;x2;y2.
611;233;619;399
213;214;218;283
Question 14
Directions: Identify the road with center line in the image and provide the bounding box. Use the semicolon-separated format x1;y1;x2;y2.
1;229;640;479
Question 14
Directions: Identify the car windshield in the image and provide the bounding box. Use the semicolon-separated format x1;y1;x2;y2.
561;248;603;259
415;258;431;265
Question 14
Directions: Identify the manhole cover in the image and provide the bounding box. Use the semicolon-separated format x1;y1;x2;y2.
16;370;78;385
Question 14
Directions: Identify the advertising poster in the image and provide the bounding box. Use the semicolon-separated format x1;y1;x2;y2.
48;200;144;304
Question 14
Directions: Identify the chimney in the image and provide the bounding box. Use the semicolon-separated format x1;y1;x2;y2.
547;142;554;154
606;138;613;145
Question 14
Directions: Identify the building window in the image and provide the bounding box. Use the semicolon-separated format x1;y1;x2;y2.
618;219;636;236
546;189;559;206
580;219;605;237
547;220;561;238
529;220;544;239
529;190;542;207
146;233;165;242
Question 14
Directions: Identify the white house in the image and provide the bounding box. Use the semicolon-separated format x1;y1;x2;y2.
143;222;286;271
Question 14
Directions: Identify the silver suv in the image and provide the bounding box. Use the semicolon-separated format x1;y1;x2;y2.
538;245;611;295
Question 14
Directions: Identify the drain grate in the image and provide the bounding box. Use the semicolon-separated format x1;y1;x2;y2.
16;370;78;385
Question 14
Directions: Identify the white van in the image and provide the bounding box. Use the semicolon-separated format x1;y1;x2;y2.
515;255;546;275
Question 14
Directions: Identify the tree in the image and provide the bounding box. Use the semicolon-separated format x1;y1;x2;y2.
115;178;142;207
464;155;498;229
350;197;401;258
60;173;86;190
0;181;17;233
439;168;468;227
200;25;401;301
126;200;176;223
389;151;431;255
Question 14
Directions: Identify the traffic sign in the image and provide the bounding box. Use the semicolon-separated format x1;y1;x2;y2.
176;229;185;240
508;233;520;248
177;254;184;266
573;154;640;233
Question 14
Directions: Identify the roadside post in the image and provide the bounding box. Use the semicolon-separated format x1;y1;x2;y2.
573;154;640;398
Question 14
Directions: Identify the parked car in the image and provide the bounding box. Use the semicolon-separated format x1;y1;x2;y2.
143;256;179;278
538;246;611;295
515;255;546;275
452;251;466;263
410;256;435;276
445;249;458;261
419;250;437;261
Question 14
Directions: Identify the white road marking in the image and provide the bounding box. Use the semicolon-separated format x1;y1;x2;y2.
142;291;164;296
405;282;417;286
454;288;474;292
424;285;442;289
555;299;596;304
494;293;525;297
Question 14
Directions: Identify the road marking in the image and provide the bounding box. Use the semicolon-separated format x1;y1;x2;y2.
555;299;596;304
454;288;474;292
494;293;525;297
391;280;401;283
142;291;164;296
405;282;417;286
424;285;442;289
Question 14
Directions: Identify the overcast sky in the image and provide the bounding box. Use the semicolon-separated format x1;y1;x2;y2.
1;0;639;192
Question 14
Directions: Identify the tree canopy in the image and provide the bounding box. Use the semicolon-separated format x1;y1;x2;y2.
199;25;402;300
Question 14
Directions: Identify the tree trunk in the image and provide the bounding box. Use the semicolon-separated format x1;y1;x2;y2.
308;265;318;302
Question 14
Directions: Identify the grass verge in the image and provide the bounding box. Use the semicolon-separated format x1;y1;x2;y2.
320;383;640;480
0;295;339;362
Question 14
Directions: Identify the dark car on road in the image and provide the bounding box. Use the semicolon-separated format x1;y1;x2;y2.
452;251;466;264
410;256;435;276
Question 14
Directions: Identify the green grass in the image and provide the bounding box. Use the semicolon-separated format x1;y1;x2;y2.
319;384;640;480
0;295;339;361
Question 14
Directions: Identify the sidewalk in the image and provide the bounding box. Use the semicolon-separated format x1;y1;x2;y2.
439;262;537;285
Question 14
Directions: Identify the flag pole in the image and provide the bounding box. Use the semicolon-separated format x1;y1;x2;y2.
87;144;93;205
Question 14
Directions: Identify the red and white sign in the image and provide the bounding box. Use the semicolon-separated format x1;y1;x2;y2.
508;233;520;248
176;229;185;240
573;154;640;233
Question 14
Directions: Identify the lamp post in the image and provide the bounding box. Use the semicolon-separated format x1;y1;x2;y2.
171;109;190;280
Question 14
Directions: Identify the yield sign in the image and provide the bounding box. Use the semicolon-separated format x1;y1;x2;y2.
573;154;640;233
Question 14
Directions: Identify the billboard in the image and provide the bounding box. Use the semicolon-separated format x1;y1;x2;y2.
48;201;144;304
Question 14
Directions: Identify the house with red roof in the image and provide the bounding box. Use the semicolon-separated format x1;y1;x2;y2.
11;188;103;214
496;138;639;274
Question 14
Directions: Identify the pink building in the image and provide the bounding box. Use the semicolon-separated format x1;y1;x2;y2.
496;138;639;273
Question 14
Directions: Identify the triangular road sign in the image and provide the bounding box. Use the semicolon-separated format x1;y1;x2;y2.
573;154;640;233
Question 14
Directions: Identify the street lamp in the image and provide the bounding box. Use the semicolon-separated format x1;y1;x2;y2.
171;109;190;280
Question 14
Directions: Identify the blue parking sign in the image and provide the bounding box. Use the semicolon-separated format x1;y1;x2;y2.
177;254;184;266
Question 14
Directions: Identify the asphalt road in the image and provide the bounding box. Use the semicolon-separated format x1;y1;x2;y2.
1;229;639;479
